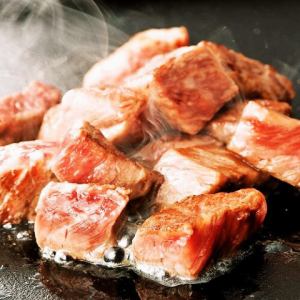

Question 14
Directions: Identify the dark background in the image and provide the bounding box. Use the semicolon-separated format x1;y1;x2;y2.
99;0;300;115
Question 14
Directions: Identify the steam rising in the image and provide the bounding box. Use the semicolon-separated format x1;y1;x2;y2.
209;26;239;51
0;0;126;96
0;1;299;291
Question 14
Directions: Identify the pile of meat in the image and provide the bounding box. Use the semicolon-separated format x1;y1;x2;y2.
0;26;298;282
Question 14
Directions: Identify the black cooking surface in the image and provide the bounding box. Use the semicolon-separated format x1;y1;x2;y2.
1;0;300;299
0;181;299;299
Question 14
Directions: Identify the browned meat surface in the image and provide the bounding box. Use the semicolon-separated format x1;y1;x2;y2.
35;182;130;261
0;140;58;224
38;104;62;141
228;101;300;188
148;45;239;134
123;46;193;91
257;99;292;114
132;188;267;279
134;134;221;168
83;27;189;88
0;81;61;146
125;40;294;136
206;99;292;144
202;41;295;101
52;122;163;199
154;144;264;208
39;86;146;148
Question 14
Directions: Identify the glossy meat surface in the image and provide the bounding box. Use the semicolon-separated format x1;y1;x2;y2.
39;86;146;148
150;45;239;134
35;182;130;261
123;46;193;91
0;140;57;224
132;188;267;278
228;101;300;187
83;27;189;87
206;99;292;144
0;81;61;146
134;134;220;168
202;41;295;101
154;144;263;208
52;122;163;199
125;40;294;136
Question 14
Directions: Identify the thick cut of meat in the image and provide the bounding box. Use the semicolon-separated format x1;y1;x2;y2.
125;41;293;136
38;104;62;141
39;86;146;148
154;144;263;208
35;182;130;262
123;46;193;91
134;134;221;168
202;41;295;101
149;45;239;134
0;81;61;146
132;188;267;279
0;140;57;224
52;122;163;199
83;27;189;88
206;99;292;144
228;101;300;188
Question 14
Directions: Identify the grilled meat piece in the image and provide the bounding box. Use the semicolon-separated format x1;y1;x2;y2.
132;188;267;279
126;41;294;136
39;86;146;148
149;45;239;134
52;122;163;199
0;140;57;224
228;101;300;188
202;41;295;101
206;100;292;144
35;182;130;262
0;81;61;146
83;27;189;88
134;134;221;168
154;144;264;208
123;46;193;90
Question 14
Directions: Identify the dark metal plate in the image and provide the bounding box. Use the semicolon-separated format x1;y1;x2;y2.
1;1;300;299
0;181;299;299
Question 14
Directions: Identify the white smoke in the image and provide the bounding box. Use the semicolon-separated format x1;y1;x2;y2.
209;26;239;51
0;0;126;95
